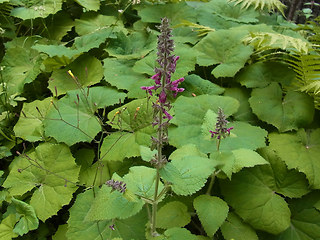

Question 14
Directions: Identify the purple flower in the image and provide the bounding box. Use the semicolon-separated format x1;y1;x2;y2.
109;224;115;231
106;179;127;193
159;90;167;103
210;108;233;140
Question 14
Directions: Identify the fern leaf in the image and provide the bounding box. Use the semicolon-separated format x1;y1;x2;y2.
228;0;286;15
243;32;311;54
177;20;215;37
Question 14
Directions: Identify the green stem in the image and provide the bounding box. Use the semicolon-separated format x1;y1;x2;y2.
151;169;160;236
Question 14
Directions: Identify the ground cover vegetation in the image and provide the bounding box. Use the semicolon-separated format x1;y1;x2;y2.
0;0;320;239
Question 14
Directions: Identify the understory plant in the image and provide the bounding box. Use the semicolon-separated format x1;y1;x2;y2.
0;0;320;240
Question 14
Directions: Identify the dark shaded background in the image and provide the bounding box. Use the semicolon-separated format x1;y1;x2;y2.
282;0;320;22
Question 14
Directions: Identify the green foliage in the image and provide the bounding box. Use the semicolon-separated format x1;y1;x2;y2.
0;0;319;238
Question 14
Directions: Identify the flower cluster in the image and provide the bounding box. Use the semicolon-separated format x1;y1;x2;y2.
210;107;233;140
106;179;127;193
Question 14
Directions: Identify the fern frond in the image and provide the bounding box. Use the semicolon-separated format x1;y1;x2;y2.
243;32;311;54
0;2;13;16
228;0;286;15
177;20;215;37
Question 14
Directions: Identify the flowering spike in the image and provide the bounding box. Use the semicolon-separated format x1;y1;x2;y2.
210;107;233;140
106;179;127;193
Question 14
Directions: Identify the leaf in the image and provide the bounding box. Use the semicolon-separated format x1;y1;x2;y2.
14;97;54;142
258;147;310;198
123;166;164;200
236;62;296;88
194;195;229;236
3;143;80;221
105;31;157;59
221;166;291;234
137;2;197;25
74;0;100;11
49;54;103;96
276;192;320;240
195;29;253;77
52;224;68;240
8;198;39;236
85;185;144;221
103;58;154;99
269;129;320;189
101;98;155;161
221;212;258;240
228;0;286;15
179;74;225;97
156;201;191;229
0;214;18;240
169;95;267;153
43;11;74;41
43;89;101;145
10;0;63;20
249;83;315;132
162;228;197;240
169;144;207;161
140;145;157;162
160;156;216;196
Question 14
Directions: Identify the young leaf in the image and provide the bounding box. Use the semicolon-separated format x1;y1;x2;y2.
249;83;314;132
269;129;320;189
221;212;258;240
195;29;253;78
194;195;229;237
156;201;191;229
221;166;291;234
160;156;216;196
3;143;80;221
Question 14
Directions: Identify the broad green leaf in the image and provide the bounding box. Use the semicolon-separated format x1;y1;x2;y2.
7;198;39;235
67;189;111;240
74;12;121;36
105;31;157;59
259;147;309;198
104;58;154;99
156;201;191;229
10;0;63;20
2;37;44;96
249;83;314;132
43;11;74;41
52;224;67;240
197;10;241;31
85;184;144;221
179;74;225;97
101;98;155;161
49;54;103;95
194;195;229;236
43;89;102;145
140;145;157;162
276;192;320;240
169;95;267;153
123;166;164;200
221;166;291;234
212;148;269;179
160;156;216;196
169;144;207;161
74;0;100;11
195;29;253;77
224;88;256;123
0;214;18;240
137;2;197;25
269;129;320;189
221;212;258;240
32;44;81;59
236;62;295;88
3;143;80;221
162;228;197;240
14;97;54;142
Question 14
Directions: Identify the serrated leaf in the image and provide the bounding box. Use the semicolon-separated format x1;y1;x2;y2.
8;198;39;236
228;0;286;15
221;166;291;234
221;212;258;240
137;2;197;25
195;29;253;77
85;185;144;221
194;195;229;236
269;129;320;189
123;166;164;200
10;0;63;20
140;145;157;162
236;62;296;88
276;192;320;240
74;0;100;11
14;97;54;142
0;214;18;240
249;83;314;132
160;156;216;196
104;58;154;99
163;227;197;240
3;143;80;221
169;144;207;161
43;89;101;145
49;54;103;96
156;201;191;229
